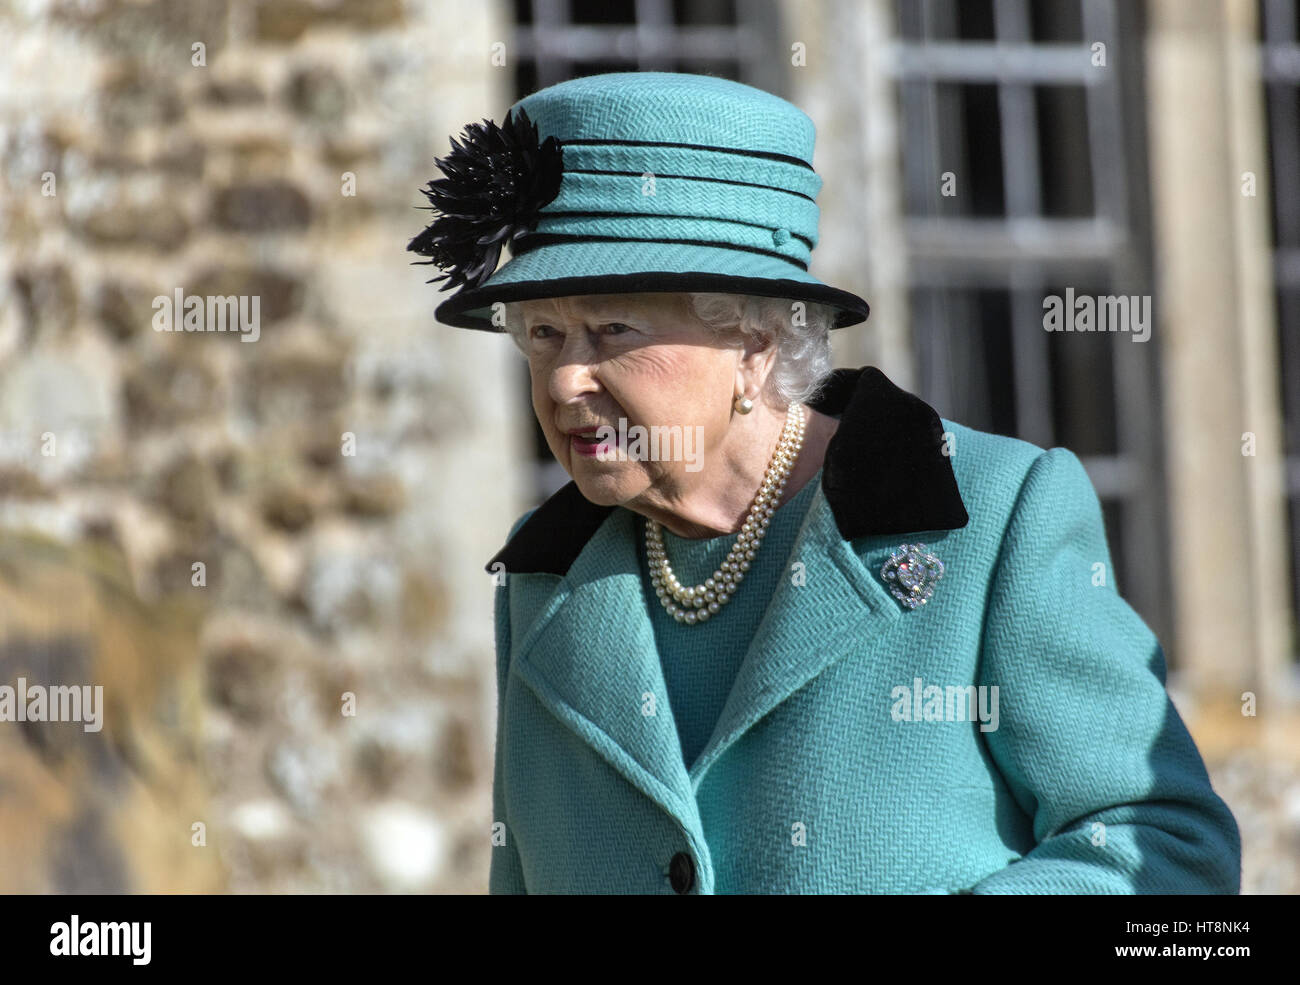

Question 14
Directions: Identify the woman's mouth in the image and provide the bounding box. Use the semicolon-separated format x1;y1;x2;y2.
567;427;617;458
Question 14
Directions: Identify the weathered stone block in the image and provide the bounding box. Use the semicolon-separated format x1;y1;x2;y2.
255;0;329;43
98;62;184;130
53;0;231;56
284;65;347;123
332;0;405;31
262;483;316;533
152;452;218;533
77;201;190;252
93;279;154;343
205;637;277;726
211;180;312;232
0;468;50;500
11;264;78;338
121;350;221;432
254;0;404;42
188;265;304;324
340;473;405;519
203;80;265;106
246;346;349;422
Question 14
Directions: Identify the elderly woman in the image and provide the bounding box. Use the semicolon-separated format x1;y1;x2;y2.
409;72;1240;894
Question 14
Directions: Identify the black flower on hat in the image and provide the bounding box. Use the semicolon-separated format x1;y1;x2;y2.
407;106;564;294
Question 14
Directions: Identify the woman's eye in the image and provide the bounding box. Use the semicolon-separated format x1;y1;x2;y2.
602;322;633;335
529;324;557;339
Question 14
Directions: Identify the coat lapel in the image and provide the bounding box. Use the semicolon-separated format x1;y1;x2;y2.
506;506;705;841
686;483;902;789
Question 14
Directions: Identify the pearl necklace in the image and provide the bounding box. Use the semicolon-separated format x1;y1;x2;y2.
645;403;806;625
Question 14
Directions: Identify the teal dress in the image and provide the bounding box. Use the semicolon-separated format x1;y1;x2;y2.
639;469;823;772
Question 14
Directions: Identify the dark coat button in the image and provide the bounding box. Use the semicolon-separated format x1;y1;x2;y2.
669;852;695;894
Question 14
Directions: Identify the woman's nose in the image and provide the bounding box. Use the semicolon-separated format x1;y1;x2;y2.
546;333;600;404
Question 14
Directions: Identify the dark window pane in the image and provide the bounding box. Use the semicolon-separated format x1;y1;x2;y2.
1278;289;1300;456
514;59;538;99
676;59;743;80
1258;0;1300;42
1262;83;1300;249
572;0;636;23
1044;294;1119;455
1029;0;1083;42
978;289;1018;436
673;0;735;25
961;84;1006;217
1036;85;1095;218
1290;498;1300;639
911;83;1006;218
571;59;641;79
957;0;996;40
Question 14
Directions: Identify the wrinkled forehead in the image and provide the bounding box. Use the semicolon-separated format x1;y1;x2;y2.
519;293;688;321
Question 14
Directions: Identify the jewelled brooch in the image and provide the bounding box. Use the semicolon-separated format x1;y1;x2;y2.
880;544;945;609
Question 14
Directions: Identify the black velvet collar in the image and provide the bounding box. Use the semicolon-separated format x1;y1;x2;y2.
486;365;969;575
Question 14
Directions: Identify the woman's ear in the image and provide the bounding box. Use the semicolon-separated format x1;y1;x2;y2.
734;330;778;403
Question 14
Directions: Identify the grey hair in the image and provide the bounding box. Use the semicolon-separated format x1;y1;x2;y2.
501;293;837;407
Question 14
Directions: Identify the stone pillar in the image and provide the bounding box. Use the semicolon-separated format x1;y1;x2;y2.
1145;0;1292;704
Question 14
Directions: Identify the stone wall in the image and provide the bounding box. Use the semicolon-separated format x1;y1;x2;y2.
0;0;526;892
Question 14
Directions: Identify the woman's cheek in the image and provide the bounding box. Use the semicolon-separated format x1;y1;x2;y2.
529;391;565;462
611;359;697;423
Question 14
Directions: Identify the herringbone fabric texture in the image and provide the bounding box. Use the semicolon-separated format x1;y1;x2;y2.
489;421;1241;894
512;71;819;265
521;71;817;157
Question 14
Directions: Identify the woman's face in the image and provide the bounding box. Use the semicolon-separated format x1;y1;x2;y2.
518;293;743;509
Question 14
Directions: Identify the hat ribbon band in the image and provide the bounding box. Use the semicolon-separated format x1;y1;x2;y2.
556;142;822;199
508;233;810;271
537;210;814;252
564;168;815;204
558;137;814;171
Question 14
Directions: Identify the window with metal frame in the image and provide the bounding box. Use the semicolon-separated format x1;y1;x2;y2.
889;0;1173;658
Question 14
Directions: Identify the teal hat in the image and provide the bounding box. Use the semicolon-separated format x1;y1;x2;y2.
408;71;869;331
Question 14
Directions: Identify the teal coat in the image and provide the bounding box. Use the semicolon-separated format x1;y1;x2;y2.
486;366;1241;894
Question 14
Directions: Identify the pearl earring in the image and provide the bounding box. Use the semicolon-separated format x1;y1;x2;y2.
734;395;754;414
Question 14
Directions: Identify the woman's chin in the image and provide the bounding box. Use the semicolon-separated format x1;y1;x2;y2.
569;464;642;507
